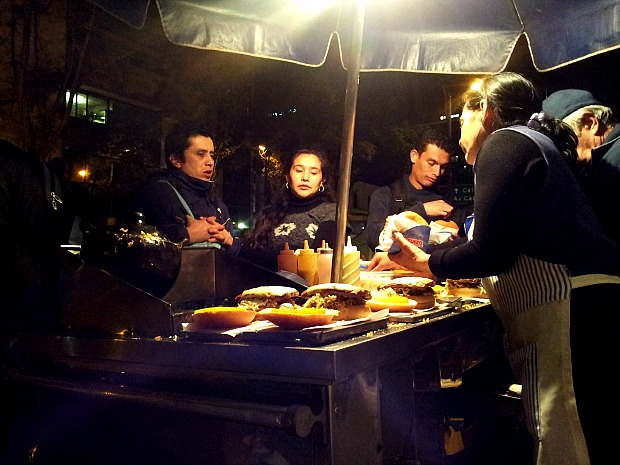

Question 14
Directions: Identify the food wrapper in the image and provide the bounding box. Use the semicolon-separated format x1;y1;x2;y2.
428;221;459;245
377;211;431;253
387;225;431;253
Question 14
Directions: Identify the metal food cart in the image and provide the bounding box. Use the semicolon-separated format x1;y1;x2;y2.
4;249;525;465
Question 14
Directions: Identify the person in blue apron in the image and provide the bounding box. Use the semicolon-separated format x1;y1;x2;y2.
130;121;239;253
371;72;620;465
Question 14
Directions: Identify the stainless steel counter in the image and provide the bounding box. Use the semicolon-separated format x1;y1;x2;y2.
6;304;508;465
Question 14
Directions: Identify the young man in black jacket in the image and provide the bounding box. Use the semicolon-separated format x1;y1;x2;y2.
365;128;471;251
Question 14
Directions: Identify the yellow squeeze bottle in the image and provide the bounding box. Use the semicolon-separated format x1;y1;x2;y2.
296;240;319;286
342;236;361;286
277;242;298;274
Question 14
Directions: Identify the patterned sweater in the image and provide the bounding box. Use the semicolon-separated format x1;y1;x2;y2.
240;194;338;271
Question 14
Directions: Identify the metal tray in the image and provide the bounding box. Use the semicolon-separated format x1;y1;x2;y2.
388;304;456;323
184;317;389;346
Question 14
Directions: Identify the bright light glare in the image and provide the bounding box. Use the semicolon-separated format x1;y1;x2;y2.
294;0;333;13
470;79;483;92
78;169;88;178
236;222;248;230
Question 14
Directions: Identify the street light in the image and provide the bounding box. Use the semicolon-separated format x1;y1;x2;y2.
258;145;268;211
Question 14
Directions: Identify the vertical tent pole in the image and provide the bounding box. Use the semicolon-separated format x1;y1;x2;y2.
332;0;366;282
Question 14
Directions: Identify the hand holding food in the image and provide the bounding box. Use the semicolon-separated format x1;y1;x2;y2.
377;211;430;252
388;232;432;276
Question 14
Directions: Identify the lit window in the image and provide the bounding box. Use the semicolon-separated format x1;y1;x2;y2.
65;91;109;125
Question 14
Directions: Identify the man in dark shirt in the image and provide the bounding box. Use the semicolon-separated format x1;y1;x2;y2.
366;128;471;251
130;121;239;253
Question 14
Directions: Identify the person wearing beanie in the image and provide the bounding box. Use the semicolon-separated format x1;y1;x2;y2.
543;89;620;262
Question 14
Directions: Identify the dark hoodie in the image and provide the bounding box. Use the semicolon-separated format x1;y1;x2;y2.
129;169;239;254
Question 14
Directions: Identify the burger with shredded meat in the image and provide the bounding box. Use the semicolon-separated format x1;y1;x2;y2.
235;286;300;312
377;276;436;309
300;283;372;320
445;278;487;299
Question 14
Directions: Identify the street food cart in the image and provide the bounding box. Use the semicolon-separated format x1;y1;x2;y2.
5;249;524;465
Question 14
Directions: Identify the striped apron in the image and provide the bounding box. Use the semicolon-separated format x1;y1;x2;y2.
483;254;620;465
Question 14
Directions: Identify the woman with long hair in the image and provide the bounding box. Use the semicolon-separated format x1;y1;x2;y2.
241;148;340;271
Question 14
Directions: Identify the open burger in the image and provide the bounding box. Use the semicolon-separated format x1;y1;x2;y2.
377;276;436;310
235;285;300;312
445;278;487;299
300;283;372;320
367;288;419;313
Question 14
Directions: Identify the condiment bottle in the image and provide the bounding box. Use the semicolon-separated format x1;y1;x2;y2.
296;240;319;286
317;241;334;284
341;236;361;286
277;242;298;274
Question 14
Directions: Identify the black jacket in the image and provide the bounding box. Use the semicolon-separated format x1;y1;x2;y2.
0;140;64;339
129;169;239;254
365;175;472;250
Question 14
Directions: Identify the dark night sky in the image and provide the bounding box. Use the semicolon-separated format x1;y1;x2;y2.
355;36;620;135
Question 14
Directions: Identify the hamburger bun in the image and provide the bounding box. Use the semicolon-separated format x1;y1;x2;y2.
402;211;429;226
446;278;487;299
434;219;459;230
378;276;436;310
367;289;419;313
235;285;300;311
191;306;257;329
301;283;372;320
258;308;339;330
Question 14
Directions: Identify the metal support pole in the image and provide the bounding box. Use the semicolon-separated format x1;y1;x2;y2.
332;0;366;282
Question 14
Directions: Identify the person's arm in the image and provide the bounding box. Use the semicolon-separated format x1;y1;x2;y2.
429;132;545;280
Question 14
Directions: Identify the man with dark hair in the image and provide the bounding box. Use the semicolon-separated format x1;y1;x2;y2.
130;121;239;253
366;128;471;251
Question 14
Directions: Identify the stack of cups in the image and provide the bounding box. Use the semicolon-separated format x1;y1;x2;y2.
341;236;361;286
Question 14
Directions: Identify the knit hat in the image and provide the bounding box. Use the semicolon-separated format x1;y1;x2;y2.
542;89;602;120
